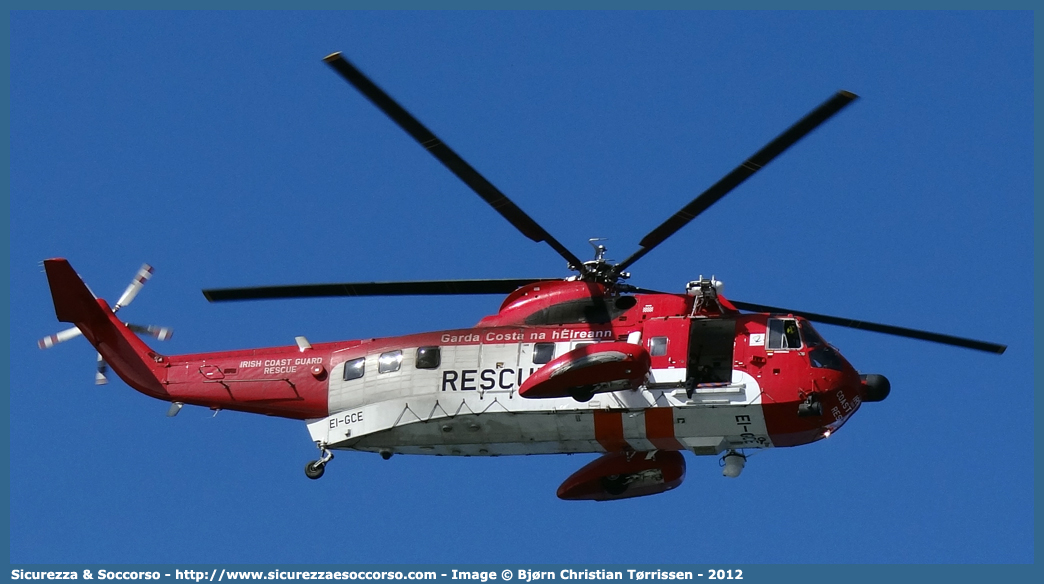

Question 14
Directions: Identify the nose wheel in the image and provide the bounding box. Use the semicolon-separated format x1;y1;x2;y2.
305;443;334;480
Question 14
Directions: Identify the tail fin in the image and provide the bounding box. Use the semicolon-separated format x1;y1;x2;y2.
44;259;168;397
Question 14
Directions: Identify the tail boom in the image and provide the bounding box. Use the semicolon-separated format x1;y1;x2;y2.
43;258;330;419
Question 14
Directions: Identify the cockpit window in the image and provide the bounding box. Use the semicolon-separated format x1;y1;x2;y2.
799;320;824;347
809;345;844;371
767;319;802;350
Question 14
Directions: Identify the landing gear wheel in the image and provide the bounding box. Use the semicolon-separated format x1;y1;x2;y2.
305;461;325;480
305;442;334;480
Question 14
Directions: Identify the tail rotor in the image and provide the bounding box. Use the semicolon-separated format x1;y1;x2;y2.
37;263;173;384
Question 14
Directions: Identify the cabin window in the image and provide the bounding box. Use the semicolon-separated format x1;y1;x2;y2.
533;342;556;364
416;346;441;370
767;319;802;350
343;357;365;381
378;350;403;373
649;336;668;357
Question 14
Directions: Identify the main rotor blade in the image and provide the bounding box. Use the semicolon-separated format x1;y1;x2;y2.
729;299;1006;354
323;52;586;273
613;91;858;276
203;278;557;302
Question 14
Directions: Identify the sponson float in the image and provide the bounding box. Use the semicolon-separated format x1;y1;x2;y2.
39;53;1005;501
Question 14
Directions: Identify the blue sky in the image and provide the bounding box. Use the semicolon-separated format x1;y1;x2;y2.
10;12;1032;564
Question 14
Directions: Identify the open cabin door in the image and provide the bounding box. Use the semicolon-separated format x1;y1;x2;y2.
687;318;737;386
643;316;736;390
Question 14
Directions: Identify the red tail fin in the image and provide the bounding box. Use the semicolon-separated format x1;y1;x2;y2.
44;259;168;397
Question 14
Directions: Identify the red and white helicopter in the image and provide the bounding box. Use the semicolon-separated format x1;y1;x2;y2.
39;53;1006;501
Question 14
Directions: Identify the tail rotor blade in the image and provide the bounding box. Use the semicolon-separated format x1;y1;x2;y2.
114;264;154;312
95;353;109;385
127;324;174;341
38;326;83;349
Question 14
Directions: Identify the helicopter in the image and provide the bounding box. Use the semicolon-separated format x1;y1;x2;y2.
39;52;1006;502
